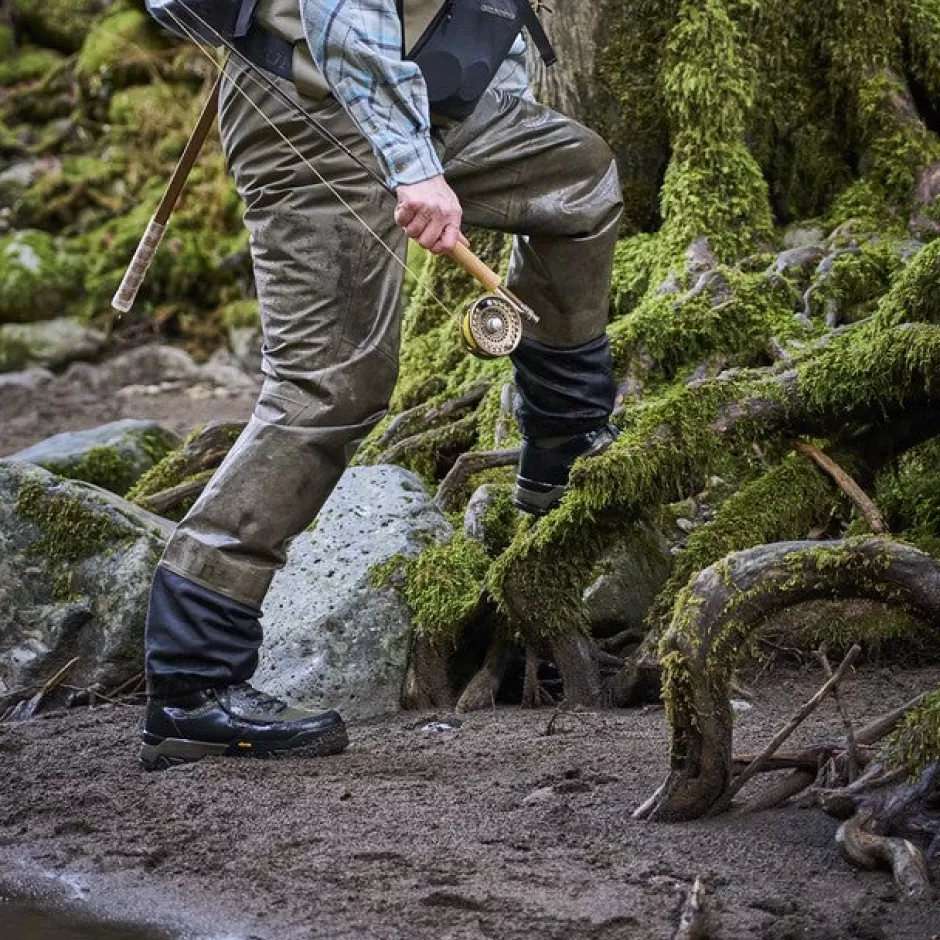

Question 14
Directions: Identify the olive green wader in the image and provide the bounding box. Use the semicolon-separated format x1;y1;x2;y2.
144;54;623;696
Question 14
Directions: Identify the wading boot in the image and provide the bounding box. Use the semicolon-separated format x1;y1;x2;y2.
140;683;348;771
513;424;620;516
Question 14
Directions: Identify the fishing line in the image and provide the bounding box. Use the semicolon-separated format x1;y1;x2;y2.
163;2;461;326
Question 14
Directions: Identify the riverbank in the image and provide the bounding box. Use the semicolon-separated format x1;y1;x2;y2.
2;665;938;940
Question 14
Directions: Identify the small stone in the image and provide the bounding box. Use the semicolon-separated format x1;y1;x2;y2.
0;367;53;389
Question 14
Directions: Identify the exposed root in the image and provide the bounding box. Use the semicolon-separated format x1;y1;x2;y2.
435;448;520;512
639;538;940;822
673;876;706;940
401;635;454;711
456;636;513;713
837;811;933;900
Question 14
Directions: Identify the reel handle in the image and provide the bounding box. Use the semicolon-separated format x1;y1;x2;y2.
448;243;503;293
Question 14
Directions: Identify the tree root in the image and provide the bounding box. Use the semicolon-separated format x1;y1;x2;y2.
837;811;933;900
456;636;513;713
673;876;707;940
435;448;520;512
637;537;940;823
377;380;490;450
401;635;455;711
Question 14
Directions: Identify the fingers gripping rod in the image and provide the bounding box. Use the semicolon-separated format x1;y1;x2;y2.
112;74;222;314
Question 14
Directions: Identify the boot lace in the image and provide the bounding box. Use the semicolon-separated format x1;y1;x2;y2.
231;683;287;714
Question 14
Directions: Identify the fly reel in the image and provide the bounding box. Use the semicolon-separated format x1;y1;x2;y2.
460;294;525;359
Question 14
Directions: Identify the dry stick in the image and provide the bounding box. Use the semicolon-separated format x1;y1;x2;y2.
855;692;929;746
38;657;80;697
140;473;212;515
673;876;707;940
815;644;860;783
793;440;888;534
716;644;862;812
740;769;819;814
435;447;521;511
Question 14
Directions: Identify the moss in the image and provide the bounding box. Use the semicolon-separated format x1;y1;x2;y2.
15;476;137;565
374;533;492;646
609;233;664;316
478;485;521;557
0;231;84;323
384;413;480;488
0;46;65;88
0;330;32;372
874;437;940;558
221;298;261;331
609;265;806;381
46;446;140;497
77;8;169;88
875;238;940;327
648;452;844;635
13;0;111;53
805;240;906;323
887;688;940;777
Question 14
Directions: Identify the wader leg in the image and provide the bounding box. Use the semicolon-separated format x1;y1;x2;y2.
441;91;622;437
146;63;405;696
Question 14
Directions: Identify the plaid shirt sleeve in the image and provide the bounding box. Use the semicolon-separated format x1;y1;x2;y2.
300;0;444;189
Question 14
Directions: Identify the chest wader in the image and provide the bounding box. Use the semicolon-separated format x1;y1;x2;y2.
142;0;621;707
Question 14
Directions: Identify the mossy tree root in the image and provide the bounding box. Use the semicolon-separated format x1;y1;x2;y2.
638;537;940;823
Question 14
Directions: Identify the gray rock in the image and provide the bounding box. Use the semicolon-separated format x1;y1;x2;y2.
769;246;826;280
0;317;107;372
228;325;263;376
583;520;673;637
10;419;180;495
0;461;171;694
258;466;452;720
97;345;201;388
0;367;53;389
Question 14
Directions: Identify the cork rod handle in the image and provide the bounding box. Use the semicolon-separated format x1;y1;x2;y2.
448;242;503;293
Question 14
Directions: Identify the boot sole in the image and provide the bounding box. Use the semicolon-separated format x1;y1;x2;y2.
140;724;350;772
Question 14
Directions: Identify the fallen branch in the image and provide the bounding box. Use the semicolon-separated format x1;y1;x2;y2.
673;876;706;940
815;644;860;782
793;440;888;534
712;645;861;813
378;380;490;449
2;656;80;723
739;769;818;814
140;471;212;515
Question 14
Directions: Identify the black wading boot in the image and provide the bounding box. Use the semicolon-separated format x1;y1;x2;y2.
514;424;619;516
141;683;348;771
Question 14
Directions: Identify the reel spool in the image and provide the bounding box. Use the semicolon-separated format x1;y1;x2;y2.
460;294;524;359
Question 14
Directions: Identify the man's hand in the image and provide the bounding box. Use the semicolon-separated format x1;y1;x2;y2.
394;175;463;254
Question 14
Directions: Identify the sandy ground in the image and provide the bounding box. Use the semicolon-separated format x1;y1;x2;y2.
1;666;939;940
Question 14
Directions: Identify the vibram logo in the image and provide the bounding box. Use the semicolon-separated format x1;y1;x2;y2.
237;741;253;749
480;3;516;20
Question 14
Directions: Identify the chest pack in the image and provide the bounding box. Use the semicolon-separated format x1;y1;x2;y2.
145;0;556;120
402;0;556;120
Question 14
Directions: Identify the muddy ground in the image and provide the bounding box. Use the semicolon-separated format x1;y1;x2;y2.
1;355;939;939
1;666;939;940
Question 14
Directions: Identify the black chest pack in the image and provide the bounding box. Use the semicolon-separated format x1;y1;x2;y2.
146;0;555;121
403;0;557;119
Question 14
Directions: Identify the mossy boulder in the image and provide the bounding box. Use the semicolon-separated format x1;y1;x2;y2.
0;46;65;88
77;8;170;89
0;317;107;372
0;231;84;323
0;460;172;693
10;419;181;496
13;0;113;53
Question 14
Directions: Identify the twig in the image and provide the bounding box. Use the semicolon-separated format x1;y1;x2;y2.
793;440;888;534
814;644;859;783
435;448;521;511
673;876;706;940
39;656;80;696
856;693;929;746
106;671;145;698
141;472;212;515
716;645;861;811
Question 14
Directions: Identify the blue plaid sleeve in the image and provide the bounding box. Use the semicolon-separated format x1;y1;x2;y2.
300;0;444;189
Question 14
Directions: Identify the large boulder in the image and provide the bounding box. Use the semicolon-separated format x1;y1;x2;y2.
13;0;114;53
0;461;171;694
0;317;107;372
257;466;452;720
10;419;180;495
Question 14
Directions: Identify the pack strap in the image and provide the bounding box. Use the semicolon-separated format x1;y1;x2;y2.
516;1;556;67
233;21;293;80
234;0;260;38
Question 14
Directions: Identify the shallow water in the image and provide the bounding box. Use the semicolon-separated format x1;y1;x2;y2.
0;903;170;940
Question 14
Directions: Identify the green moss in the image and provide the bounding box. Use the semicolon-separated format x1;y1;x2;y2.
0;46;65;87
221;298;261;331
77;8;169;87
478;485;521;557
875;239;940;327
609;265;806;381
13;0;108;53
0;331;32;371
46;446;140;496
874;437;940;558
609;233;665;316
15;477;137;565
374;533;492;646
0;231;83;323
887;688;940;777
648;452;843;635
